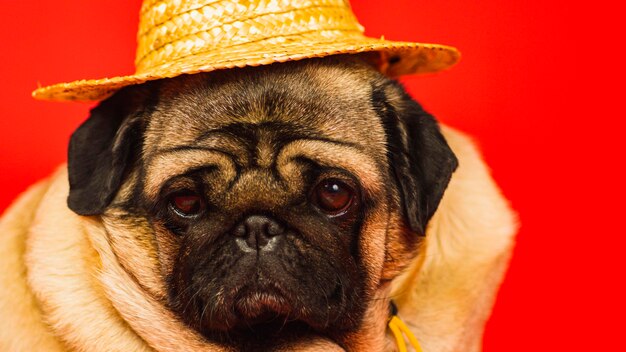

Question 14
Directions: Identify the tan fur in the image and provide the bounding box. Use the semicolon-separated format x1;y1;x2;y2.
0;178;64;351
391;127;517;351
24;168;152;352
0;125;516;351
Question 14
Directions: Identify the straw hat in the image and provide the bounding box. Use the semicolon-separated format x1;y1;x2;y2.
32;0;460;102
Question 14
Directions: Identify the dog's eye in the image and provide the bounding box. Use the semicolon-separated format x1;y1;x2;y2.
169;191;204;217
312;179;354;215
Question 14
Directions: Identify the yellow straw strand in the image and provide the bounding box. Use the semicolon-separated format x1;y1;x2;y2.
388;317;408;352
392;315;423;352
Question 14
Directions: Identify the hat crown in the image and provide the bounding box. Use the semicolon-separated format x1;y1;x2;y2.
135;0;365;73
32;0;459;102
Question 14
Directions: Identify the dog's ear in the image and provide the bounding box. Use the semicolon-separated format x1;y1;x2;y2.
372;81;458;235
67;87;149;215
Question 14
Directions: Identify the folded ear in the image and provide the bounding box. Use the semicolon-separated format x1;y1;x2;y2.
67;87;149;215
372;81;458;235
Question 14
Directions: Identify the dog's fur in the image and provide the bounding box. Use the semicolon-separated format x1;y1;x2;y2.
0;57;517;351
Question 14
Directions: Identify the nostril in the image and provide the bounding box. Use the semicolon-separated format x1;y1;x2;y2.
233;223;247;237
266;220;284;237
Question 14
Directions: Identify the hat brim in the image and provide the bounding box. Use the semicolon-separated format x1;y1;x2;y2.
32;32;460;102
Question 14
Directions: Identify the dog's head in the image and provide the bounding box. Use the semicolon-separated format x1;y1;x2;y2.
67;56;457;347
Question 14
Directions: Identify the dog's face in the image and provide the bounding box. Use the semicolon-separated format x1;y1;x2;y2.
67;56;457;347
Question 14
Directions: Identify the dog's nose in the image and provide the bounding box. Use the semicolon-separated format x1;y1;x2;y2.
233;215;285;251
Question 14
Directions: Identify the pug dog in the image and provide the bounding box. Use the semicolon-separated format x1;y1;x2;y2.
0;56;517;351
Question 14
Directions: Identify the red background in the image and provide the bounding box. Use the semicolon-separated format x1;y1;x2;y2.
1;1;624;350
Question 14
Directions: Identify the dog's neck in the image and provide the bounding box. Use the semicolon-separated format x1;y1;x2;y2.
340;285;395;351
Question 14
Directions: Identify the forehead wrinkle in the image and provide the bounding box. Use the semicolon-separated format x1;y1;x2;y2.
144;148;237;198
195;121;326;168
192;132;250;166
276;139;384;197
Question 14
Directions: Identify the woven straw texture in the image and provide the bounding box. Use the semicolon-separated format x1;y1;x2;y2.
32;0;460;102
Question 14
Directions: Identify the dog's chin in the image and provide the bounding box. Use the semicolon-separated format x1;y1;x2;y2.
201;283;323;333
233;286;295;326
198;286;336;348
